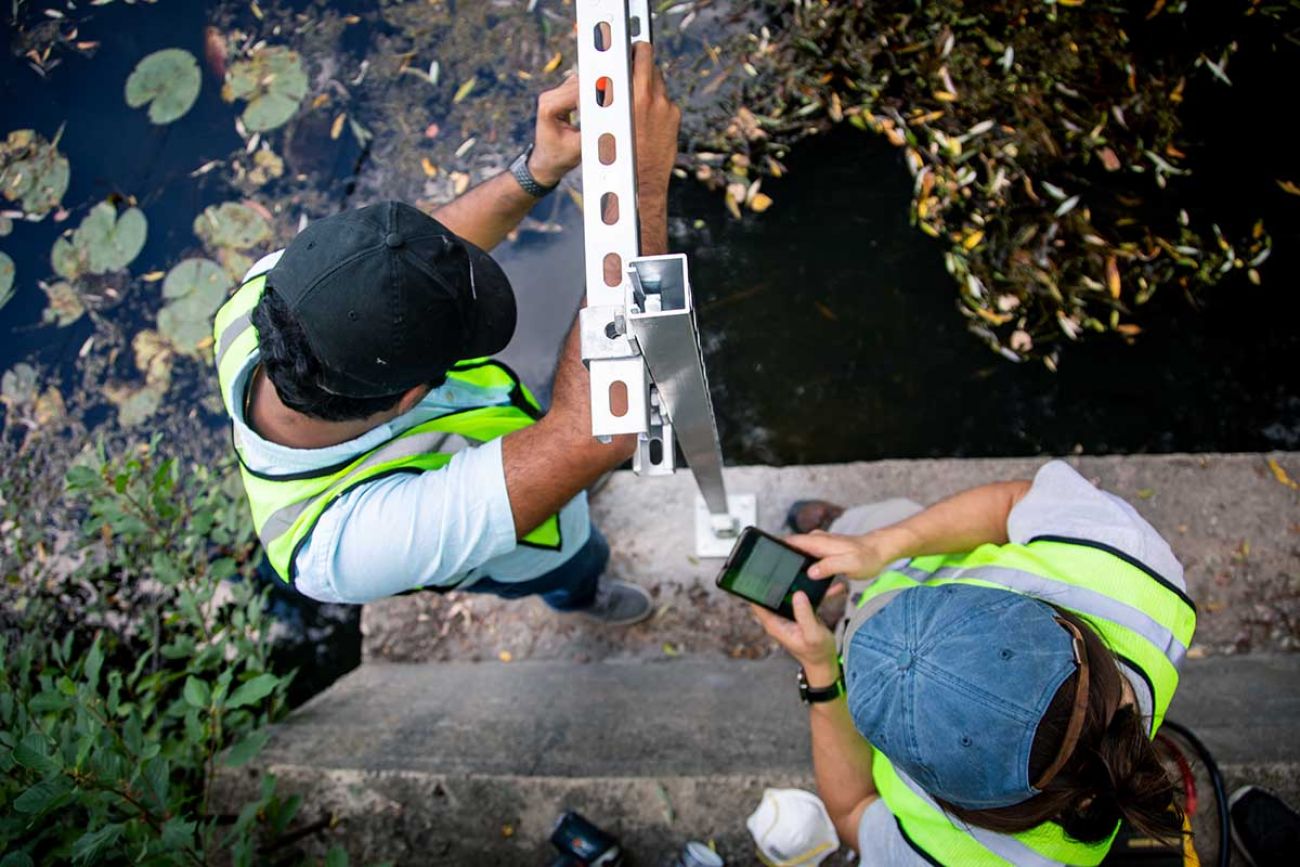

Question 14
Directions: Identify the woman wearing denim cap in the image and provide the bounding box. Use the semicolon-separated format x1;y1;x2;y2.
753;461;1197;866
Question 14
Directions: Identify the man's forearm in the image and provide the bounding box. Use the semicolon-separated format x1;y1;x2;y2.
806;679;878;846
874;480;1032;564
639;197;668;256
430;170;538;252
500;316;635;538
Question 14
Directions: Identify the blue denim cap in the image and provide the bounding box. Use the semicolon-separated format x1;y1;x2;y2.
845;584;1078;810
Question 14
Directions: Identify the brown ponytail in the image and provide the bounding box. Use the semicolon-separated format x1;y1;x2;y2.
937;608;1185;844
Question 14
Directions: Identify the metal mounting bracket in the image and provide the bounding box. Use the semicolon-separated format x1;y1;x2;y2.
576;0;751;555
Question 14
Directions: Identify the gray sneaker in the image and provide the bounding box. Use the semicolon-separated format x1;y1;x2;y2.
574;579;653;626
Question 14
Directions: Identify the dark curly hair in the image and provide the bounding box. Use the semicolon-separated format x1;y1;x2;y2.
251;287;436;422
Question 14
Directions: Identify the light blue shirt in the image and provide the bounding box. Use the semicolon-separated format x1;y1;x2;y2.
227;252;590;604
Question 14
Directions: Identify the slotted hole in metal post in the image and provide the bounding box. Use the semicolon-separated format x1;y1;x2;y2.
594;21;612;51
608;381;629;417
603;253;622;287
648;437;663;465
595;76;614;107
598;133;616;165
629;16;642;38
600;192;619;225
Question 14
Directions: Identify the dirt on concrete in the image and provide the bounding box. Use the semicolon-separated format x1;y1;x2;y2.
363;453;1300;664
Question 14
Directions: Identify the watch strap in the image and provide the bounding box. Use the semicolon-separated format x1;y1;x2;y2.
798;667;844;704
510;143;557;198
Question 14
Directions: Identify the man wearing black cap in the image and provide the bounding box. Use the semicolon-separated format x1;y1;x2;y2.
211;46;680;623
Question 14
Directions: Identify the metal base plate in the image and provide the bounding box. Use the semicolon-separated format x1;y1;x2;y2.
694;493;757;559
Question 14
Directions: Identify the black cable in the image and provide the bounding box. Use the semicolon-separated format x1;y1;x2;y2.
1161;720;1230;867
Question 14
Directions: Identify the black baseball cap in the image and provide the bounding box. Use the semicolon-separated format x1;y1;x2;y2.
265;201;517;398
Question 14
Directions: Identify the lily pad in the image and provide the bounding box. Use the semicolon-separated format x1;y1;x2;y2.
33;386;66;428
0;129;70;218
0;362;38;409
105;382;166;428
223;46;309;132
193;202;271;250
132;329;174;388
42;281;85;327
158;258;230;356
51;201;148;279
0;251;13;311
126;48;202;125
216;247;254;281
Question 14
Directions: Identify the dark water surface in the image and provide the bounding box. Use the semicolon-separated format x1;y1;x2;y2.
682;129;1300;466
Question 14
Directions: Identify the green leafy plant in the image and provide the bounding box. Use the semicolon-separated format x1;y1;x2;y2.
126;49;203;125
223;46;309;133
0;439;304;865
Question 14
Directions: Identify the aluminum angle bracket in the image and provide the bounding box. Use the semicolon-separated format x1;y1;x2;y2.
575;0;753;556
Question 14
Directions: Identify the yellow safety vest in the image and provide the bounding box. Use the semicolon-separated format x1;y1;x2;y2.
854;537;1197;866
211;273;561;584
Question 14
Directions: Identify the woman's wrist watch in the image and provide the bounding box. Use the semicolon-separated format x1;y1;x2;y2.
510;142;559;198
798;666;844;704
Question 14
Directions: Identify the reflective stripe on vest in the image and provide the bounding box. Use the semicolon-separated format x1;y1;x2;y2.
856;537;1196;866
212;275;562;584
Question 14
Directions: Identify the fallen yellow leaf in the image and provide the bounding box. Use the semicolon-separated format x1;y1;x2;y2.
453;76;477;104
1276;179;1300;196
330;113;346;141
498;650;513;663
1105;255;1121;299
542;52;563;74
1267;457;1299;490
141;271;165;282
962;230;984;251
975;307;1012;325
749;192;773;213
421;157;438;178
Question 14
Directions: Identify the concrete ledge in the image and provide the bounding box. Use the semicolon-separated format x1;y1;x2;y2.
217;655;1300;865
364;452;1300;661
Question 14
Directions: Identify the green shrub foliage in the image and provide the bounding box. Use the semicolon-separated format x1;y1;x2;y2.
0;439;302;865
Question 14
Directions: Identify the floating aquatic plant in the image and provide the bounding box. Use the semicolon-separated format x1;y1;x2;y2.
40;280;84;327
51;200;148;280
0;128;70;219
103;329;175;427
193;201;272;251
0;363;38;411
0;252;13;311
0;361;64;432
125;48;203;125
685;0;1277;364
223;45;309;132
156;257;231;355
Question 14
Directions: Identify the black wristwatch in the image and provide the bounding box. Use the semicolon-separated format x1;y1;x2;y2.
797;667;844;704
510;142;558;198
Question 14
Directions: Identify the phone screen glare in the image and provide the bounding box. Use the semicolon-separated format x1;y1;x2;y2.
731;539;806;609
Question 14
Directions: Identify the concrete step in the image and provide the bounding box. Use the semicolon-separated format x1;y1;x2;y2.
214;654;1300;866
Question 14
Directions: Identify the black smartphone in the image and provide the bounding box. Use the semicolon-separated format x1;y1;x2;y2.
715;526;828;619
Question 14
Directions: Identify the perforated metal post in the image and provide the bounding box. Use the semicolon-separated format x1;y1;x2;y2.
576;0;754;556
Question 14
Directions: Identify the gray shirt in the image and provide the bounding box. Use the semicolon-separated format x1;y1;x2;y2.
853;460;1185;865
